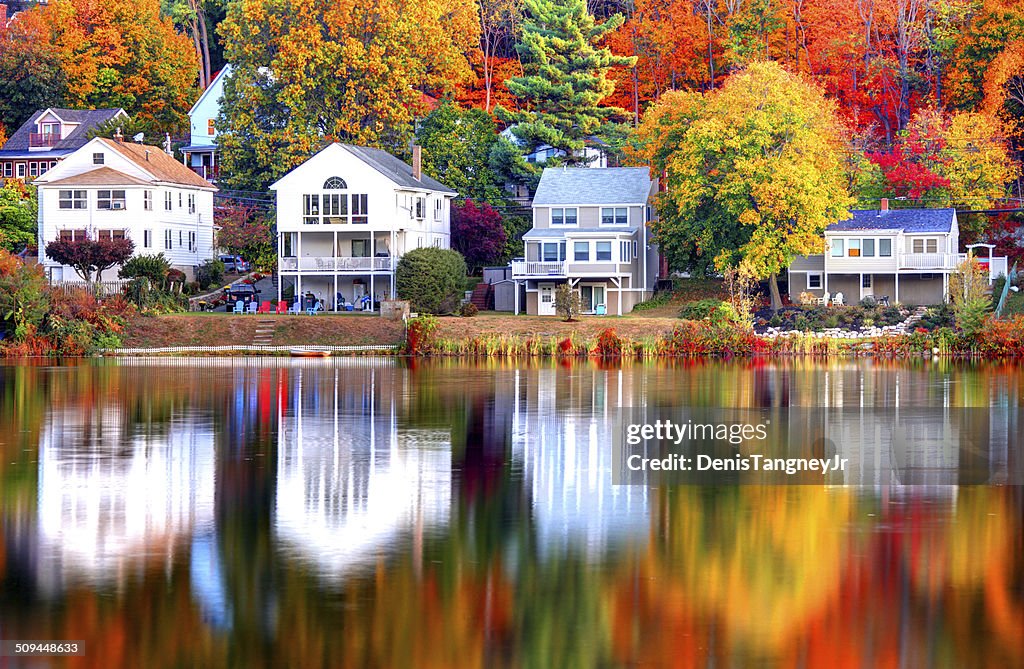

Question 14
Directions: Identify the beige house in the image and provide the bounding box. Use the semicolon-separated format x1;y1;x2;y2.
788;203;1007;306
512;167;659;315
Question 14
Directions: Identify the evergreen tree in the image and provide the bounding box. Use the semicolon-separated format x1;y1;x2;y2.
415;101;506;205
498;0;635;166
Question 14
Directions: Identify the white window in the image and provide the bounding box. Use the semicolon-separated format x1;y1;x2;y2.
188;193;195;214
29;162;38;177
434;198;443;220
847;239;861;257
831;238;844;257
144;190;152;211
178;231;183;247
165;192;172;210
574;241;589;261
143;230;152;248
303;193;320;223
2;163;10;177
178;193;182;208
862;274;873;289
601;207;628;226
879;239;892;257
58;190;87;210
351;194;368;224
551;207;578;226
542;242;562;262
414;196;425;220
92;152;104;165
165;229;172;250
188;231;196;252
596;241;612;261
351;239;370;257
808;273;822;289
620;240;631;261
323;193;347;222
58;229;87;241
97;190;126;210
633;241;638;258
862;239;875;257
96;229;126;241
912;238;938;254
15;163;25;178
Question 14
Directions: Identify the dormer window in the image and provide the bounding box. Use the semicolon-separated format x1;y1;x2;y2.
93;153;104;165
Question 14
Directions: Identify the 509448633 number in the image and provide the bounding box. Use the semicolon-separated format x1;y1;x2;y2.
2;641;85;656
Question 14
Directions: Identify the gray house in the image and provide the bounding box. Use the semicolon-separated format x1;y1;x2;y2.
788;204;1007;306
511;167;659;315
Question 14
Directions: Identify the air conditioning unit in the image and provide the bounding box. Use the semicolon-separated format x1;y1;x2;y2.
112;201;124;210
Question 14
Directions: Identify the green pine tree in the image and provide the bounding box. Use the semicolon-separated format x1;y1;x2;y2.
498;0;635;166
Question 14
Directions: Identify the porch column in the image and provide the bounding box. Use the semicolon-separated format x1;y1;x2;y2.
333;274;338;312
277;272;282;304
514;280;520;315
942;272;948;303
612;277;622;315
895;273;899;305
370;274;375;313
823;272;829;296
390;229;397;299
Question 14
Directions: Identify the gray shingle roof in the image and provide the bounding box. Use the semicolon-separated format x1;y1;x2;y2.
827;208;955;233
533;167;652;206
0;108;126;157
340;144;456;194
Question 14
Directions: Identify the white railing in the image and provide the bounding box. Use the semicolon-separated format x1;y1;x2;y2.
898;253;960;270
511;260;567;277
280;256;393;272
50;279;132;296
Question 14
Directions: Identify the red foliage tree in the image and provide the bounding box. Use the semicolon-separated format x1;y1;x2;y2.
451;199;507;272
44;234;135;283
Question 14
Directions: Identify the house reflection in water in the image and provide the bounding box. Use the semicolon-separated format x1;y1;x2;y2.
273;363;452;581
35;402;217;596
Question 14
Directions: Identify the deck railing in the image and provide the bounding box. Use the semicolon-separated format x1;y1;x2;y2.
280;256;393;272
511;260;567;277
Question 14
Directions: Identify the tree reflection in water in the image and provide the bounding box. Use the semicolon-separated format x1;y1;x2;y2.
0;358;1020;668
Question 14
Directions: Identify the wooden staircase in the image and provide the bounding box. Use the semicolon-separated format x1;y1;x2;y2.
469;283;492;311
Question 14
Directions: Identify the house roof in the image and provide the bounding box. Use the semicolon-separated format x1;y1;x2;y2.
187;65;233;116
0;108;126;155
533;167;652;206
45;166;151;187
339;144;456;194
101;138;216;189
827;208;956;234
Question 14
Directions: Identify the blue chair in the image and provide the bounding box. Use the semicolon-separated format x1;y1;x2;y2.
232;300;244;314
595;304;607;316
306;300;323;316
288;301;303;315
246;302;258;315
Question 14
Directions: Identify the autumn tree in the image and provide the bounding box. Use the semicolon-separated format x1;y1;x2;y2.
0;181;38;252
498;0;635;165
415;102;506;204
451;199;507;272
631;62;853;310
477;0;521;112
0;11;68;132
214;201;275;271
217;0;480;191
44;234;136;284
163;0;215;89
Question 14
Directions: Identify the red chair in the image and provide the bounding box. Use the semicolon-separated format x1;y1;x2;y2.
275;300;288;314
257;300;272;314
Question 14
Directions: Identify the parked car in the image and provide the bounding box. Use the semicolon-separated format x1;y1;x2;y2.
219;254;251;273
223;283;260;309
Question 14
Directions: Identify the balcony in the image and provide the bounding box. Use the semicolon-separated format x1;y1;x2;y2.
280;256;393;272
29;133;60;149
511;260;567;277
189;165;219;182
898;253;960;270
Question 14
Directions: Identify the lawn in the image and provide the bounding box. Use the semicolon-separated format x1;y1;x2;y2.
121;313;406;348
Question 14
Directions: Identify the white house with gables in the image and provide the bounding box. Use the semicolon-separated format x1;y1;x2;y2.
271;143;457;310
179;65;231;183
788;203;1007;306
33;137;217;281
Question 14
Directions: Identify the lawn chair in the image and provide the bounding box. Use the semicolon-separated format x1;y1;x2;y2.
247;302;258;315
288;301;303;315
816;292;831;306
276;300;288;315
257;300;272;314
595;304;607;315
832;292;844;306
306;300;323;316
232;300;245;314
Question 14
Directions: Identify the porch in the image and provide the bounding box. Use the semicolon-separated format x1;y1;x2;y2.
514;277;641;316
279;230;396;274
277;273;394;313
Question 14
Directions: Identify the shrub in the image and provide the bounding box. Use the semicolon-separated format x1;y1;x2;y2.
405;314;439;354
460;302;478;317
824;315;840;329
45;235;135;283
595;328;623;357
396;247;467;314
949;258;991;337
0;250;49;341
119;253;171;284
195;258;225;290
679;298;725;320
554;283;582;322
859;296;877;308
166;269;187;288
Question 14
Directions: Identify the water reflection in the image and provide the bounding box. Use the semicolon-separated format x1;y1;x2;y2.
0;358;1020;668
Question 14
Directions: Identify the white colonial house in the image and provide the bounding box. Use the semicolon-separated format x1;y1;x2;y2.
788;202;1008;306
512;167;659;316
33;136;217;281
271;143;457;311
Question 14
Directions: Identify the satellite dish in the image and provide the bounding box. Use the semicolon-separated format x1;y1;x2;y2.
132;132;144;142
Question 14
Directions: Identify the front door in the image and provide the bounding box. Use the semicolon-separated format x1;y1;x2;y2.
861;273;873;301
538;283;556;315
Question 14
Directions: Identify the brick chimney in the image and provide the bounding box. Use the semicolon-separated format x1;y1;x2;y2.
880;197;889;212
412;145;422;181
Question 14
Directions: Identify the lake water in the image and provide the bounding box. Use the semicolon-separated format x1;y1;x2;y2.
0;358;1021;668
